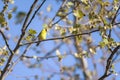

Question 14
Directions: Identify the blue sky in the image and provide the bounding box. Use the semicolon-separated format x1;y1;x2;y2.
0;0;120;80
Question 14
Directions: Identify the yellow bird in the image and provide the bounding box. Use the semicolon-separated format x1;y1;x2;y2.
36;28;47;46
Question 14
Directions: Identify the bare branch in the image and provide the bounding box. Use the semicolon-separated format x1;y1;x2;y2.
51;1;80;27
6;43;63;76
22;54;70;60
108;6;120;38
0;30;13;55
24;0;46;30
39;43;63;61
52;11;73;26
114;22;120;25
14;0;39;53
21;29;99;46
98;45;120;80
0;53;13;80
0;0;46;79
48;0;68;26
5;45;31;78
0;30;14;80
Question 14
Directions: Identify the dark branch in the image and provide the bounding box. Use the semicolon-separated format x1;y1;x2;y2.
22;54;69;60
48;0;80;28
98;45;120;80
0;30;15;79
24;0;46;30
0;1;45;79
5;45;31;77
20;29;99;46
114;22;120;25
111;6;120;25
14;0;39;53
0;30;14;79
108;6;120;38
48;0;67;26
22;0;38;31
52;11;73;26
0;30;13;55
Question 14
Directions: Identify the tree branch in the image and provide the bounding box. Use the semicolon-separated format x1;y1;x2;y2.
21;29;99;46
5;45;31;78
14;0;39;53
48;0;80;28
48;0;68;26
108;6;120;38
6;43;63;76
51;1;80;27
99;4;120;80
24;0;46;30
0;30;13;55
39;43;63;61
0;0;46;79
22;54;70;60
114;22;120;25
98;45;120;80
52;11;73;26
0;30;14;80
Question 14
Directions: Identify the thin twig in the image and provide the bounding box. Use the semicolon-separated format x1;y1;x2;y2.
48;0;79;28
40;43;63;61
114;22;120;25
7;43;63;76
22;0;39;31
24;0;46;30
48;0;68;26
5;45;31;78
0;30;14;80
36;0;67;38
0;30;13;55
21;29;99;46
108;6;120;38
22;54;70;60
52;11;73;26
14;0;39;53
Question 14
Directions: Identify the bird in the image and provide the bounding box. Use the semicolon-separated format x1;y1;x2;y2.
36;28;47;46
